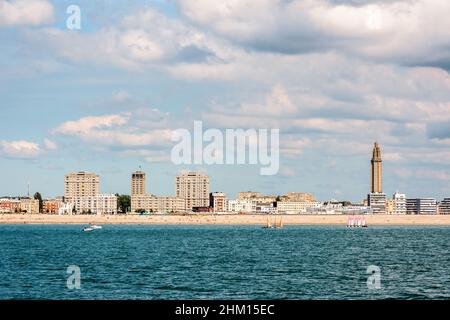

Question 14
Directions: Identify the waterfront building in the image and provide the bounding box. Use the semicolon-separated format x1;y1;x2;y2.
281;192;316;202
386;199;395;215
406;198;438;215
238;191;262;199
209;192;227;213
368;193;387;214
0;198;21;213
275;201;321;214
19;198;40;214
406;198;418;214
64;171;99;200
393;192;407;215
370;142;382;193
43;198;63;214
175;172;209;211
227;199;255;213
58;202;74;215
131;170;146;196
131;194;185;213
438;198;450;214
256;202;277;214
73;194;117;215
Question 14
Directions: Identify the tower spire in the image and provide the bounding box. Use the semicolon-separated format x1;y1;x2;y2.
370;141;382;193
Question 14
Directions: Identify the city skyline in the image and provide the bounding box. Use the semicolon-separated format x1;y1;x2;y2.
1;140;449;206
1;0;450;201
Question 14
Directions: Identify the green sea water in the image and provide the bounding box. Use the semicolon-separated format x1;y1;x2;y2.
0;225;449;299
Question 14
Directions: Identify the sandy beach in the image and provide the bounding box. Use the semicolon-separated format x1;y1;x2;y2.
1;213;450;225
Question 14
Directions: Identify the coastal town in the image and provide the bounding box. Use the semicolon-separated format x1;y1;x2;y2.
0;142;449;217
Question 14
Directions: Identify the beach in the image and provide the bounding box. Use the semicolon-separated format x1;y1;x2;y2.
1;213;450;225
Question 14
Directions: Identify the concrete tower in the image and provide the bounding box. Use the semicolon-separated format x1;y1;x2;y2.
370;142;382;193
131;170;146;196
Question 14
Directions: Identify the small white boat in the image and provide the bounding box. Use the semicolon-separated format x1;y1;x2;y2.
90;225;102;230
83;227;94;232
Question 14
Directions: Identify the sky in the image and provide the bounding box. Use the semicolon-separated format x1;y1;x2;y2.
1;0;450;201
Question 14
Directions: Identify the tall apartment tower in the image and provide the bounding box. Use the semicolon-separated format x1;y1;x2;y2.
64;172;99;199
370;142;382;193
175;172;209;210
131;171;146;196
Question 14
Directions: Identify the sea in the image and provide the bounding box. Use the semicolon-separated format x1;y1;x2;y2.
0;224;449;300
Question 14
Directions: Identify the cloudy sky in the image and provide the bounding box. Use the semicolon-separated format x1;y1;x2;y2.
1;0;450;201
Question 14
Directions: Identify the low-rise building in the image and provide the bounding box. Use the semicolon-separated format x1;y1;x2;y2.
368;193;386;214
227;199;255;213
71;194;117;215
131;194;185;213
58;202;74;215
20;198;40;214
275;201;321;214
209;192;227;213
393;192;407;215
406;198;438;215
386;199;395;215
280;192;316;202
43;198;63;214
0;198;21;213
439;198;450;214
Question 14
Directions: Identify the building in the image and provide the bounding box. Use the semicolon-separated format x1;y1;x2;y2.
58;202;74;215
131;194;185;213
406;198;418;214
439;198;450;214
406;198;438;215
370;142;382;193
227;199;255;213
209;192;227;213
368;193;386;214
175;172;209;211
281;192;316;202
275;201;321;214
238;191;262;199
20;198;40;214
73;194;117;215
64;171;99;201
392;192;407;215
386;199;395;215
131;170;146;196
0;198;21;213
43;198;63;214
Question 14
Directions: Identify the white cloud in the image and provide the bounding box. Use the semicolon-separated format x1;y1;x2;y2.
43;138;57;150
177;0;450;66
0;140;41;158
0;0;53;27
54;111;173;149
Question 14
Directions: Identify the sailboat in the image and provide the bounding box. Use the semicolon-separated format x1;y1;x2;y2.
262;216;273;229
275;216;284;229
262;215;284;229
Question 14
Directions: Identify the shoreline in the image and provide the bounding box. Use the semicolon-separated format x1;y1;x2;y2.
1;213;450;225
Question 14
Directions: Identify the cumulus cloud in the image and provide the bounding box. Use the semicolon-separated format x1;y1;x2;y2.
0;0;53;27
177;0;450;67
22;7;237;71
0;140;41;158
54;112;173;148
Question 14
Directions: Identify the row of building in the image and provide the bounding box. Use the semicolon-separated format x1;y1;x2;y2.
1;141;448;215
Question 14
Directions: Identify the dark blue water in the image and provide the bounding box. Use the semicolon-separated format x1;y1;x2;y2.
0;225;449;299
